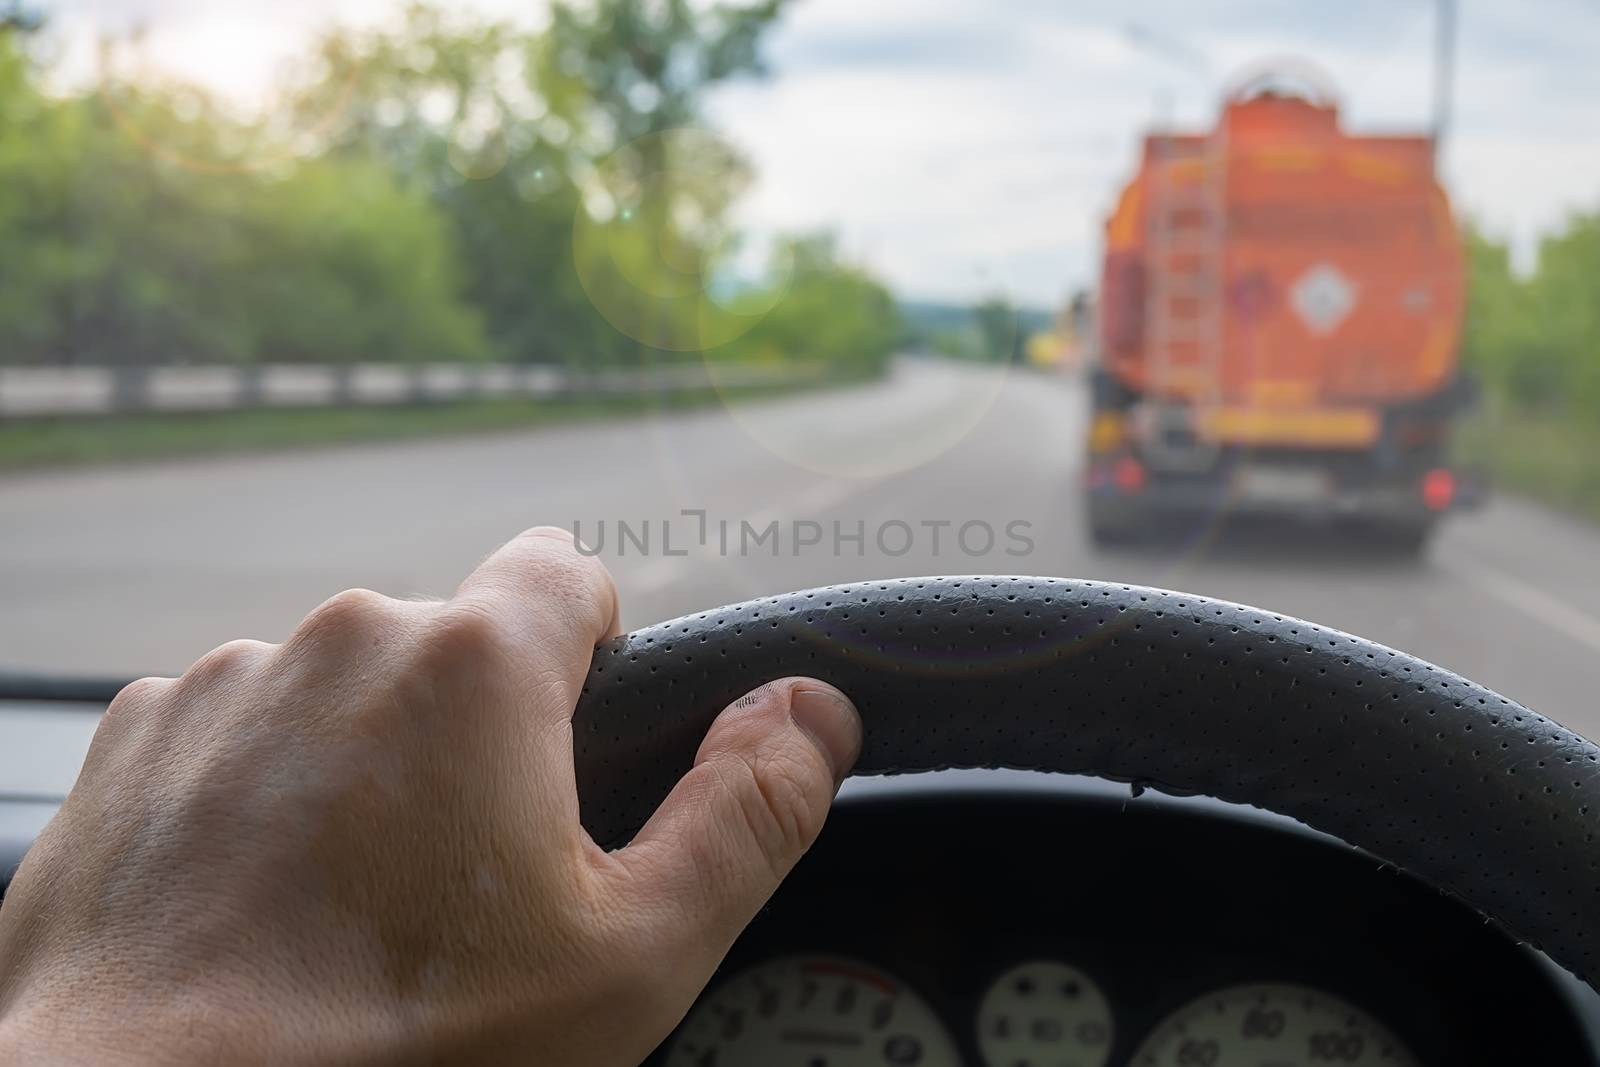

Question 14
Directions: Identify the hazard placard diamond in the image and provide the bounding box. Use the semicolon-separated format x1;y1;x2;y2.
1290;263;1357;336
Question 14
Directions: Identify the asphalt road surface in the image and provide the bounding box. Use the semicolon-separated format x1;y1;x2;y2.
4;358;1599;742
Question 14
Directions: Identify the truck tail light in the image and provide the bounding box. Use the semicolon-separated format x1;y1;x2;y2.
1113;456;1147;493
1421;468;1455;511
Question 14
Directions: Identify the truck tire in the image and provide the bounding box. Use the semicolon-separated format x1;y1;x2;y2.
1089;365;1139;413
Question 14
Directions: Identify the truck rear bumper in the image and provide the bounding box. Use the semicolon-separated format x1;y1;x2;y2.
1091;482;1433;522
1082;458;1455;525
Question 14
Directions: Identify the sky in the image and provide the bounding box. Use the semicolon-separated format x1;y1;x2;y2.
40;0;1600;306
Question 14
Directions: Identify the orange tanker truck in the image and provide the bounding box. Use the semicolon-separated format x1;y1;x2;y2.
1084;68;1471;552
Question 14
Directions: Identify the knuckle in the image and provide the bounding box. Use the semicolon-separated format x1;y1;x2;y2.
408;602;509;693
90;676;174;764
514;530;614;598
723;748;823;876
294;587;395;645
112;674;170;705
427;600;505;659
105;675;171;719
523;549;601;602
181;639;270;689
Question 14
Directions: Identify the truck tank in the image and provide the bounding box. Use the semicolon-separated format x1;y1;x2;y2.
1085;67;1470;552
1097;73;1465;451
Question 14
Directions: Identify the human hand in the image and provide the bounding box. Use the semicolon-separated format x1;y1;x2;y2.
0;527;861;1066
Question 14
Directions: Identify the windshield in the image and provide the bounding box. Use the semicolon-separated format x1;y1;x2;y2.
0;0;1596;742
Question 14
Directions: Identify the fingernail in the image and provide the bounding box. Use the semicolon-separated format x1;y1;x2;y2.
790;685;862;785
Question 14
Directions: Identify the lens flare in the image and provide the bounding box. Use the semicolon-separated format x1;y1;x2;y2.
446;125;511;182
94;35;361;177
572;127;792;352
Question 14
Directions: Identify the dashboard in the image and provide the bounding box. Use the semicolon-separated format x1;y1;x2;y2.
644;772;1600;1067
3;689;1600;1066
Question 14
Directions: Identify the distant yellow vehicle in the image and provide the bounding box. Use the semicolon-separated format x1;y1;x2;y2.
1024;330;1066;369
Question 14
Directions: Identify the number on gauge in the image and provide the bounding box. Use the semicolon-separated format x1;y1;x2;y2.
665;954;961;1067
1131;983;1417;1066
976;960;1114;1067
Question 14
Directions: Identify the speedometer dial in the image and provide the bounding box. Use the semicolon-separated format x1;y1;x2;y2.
665;954;961;1067
1131;983;1417;1066
976;961;1114;1067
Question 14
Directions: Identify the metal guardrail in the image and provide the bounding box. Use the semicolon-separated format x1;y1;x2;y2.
0;362;827;418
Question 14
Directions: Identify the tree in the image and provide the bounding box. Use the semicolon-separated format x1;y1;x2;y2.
0;34;485;366
285;6;596;364
0;0;901;377
1462;220;1600;422
975;297;1024;364
0;2;42;34
716;234;900;373
535;0;786;152
287;1;794;366
539;0;791;361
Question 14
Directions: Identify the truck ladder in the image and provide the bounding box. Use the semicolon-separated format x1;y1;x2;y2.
1142;113;1228;470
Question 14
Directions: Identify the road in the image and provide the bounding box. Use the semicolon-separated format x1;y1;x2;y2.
4;358;1599;741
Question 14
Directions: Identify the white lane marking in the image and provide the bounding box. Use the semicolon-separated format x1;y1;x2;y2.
621;477;881;596
1442;554;1600;656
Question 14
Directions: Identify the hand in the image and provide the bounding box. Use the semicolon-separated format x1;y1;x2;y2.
0;527;862;1065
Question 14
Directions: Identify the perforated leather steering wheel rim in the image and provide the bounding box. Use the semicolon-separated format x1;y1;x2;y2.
571;576;1600;990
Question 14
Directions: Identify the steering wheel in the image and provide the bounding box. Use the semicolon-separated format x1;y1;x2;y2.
571;577;1600;992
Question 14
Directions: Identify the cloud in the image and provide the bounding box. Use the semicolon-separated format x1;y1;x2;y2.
712;0;1600;302
38;0;1600;302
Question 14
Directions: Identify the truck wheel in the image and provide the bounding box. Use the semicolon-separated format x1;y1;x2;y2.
1089;365;1139;412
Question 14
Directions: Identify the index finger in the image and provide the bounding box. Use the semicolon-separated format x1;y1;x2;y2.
454;525;623;706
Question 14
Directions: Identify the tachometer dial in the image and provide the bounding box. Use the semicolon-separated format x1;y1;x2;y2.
665;954;960;1067
1131;983;1417;1066
976;961;1114;1067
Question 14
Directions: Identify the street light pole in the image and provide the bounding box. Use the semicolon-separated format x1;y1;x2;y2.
1124;23;1212;133
1432;0;1457;164
1124;22;1213;80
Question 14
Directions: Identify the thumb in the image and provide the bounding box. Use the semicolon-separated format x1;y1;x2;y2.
607;678;861;962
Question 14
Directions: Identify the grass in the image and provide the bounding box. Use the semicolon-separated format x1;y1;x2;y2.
1455;405;1600;524
0;384;816;472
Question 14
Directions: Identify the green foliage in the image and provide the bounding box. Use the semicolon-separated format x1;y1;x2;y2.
899;299;1051;362
535;0;785;149
0;3;42;34
0;32;486;366
1456;407;1600;523
1460;214;1600;517
974;297;1025;364
1464;219;1600;423
0;1;895;376
236;155;487;364
281;6;603;364
716;235;900;371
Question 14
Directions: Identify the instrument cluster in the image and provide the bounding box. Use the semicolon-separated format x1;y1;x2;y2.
643;784;1595;1066
665;953;1414;1066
